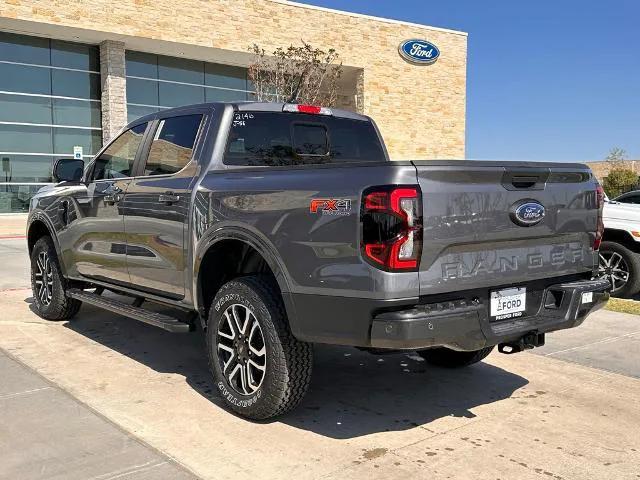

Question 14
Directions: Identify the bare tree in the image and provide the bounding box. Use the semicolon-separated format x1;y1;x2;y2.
248;42;343;106
606;147;628;162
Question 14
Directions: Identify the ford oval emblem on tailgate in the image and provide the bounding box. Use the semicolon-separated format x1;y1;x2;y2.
511;201;545;227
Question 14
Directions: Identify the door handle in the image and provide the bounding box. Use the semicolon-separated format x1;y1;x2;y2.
159;192;180;205
103;193;122;205
103;185;122;205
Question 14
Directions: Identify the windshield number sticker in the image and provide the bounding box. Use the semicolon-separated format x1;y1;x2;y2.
233;113;254;127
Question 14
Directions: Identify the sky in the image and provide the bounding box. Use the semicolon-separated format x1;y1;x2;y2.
296;0;639;161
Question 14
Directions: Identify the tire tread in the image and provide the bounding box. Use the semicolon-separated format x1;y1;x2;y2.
208;275;312;419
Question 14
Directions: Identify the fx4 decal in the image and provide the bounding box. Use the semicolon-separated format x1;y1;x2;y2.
310;198;352;216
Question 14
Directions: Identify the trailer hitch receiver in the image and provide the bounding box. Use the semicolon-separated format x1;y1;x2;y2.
498;332;545;354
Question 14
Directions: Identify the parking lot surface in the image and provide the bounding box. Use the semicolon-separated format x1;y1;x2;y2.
1;350;197;480
1;233;639;479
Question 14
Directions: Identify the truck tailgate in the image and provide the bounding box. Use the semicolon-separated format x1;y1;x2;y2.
412;161;599;296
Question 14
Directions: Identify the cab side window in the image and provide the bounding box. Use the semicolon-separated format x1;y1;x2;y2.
92;123;147;181
142;114;203;176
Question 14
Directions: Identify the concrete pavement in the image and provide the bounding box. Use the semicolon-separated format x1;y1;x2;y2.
0;348;198;480
0;237;30;290
0;213;28;237
0;214;30;290
533;308;640;378
0;285;639;480
0;225;200;480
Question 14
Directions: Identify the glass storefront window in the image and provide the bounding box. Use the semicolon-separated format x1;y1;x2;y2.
126;51;158;78
0;155;55;183
127;104;160;122
0;32;102;213
205;88;250;103
158;55;204;84
205;63;248;91
0;63;51;95
0;124;54;153
53;99;101;128
53;128;102;155
52;69;101;100
0;93;52;124
0;32;50;65
50;40;99;71
126;77;159;106
0;185;49;213
159;82;205;107
125;50;252;122
0;94;100;128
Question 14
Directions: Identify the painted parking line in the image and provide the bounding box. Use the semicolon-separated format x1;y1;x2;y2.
544;330;640;356
0;386;53;400
86;460;169;480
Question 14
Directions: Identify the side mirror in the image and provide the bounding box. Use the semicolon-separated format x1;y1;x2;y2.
53;158;84;183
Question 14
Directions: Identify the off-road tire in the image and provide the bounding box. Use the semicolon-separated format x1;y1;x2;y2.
598;241;640;298
418;346;494;368
206;275;313;420
30;236;81;320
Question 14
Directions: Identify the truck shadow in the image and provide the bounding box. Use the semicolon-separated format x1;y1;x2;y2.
62;301;528;440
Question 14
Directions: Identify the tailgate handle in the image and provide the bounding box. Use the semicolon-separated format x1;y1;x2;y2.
512;176;538;189
502;168;550;191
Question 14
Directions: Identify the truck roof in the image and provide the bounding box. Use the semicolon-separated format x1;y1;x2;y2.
127;102;370;129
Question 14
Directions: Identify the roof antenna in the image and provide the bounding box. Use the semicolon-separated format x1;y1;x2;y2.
286;71;305;104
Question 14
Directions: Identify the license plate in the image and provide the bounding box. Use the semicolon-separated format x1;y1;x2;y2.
490;287;526;320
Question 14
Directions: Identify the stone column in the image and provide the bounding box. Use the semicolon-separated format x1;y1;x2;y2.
355;69;365;114
99;40;127;143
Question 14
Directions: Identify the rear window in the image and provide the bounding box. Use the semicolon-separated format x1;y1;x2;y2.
224;112;386;166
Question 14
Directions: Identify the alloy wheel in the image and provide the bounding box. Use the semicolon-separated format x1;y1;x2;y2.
34;251;54;306
598;251;629;294
216;304;266;396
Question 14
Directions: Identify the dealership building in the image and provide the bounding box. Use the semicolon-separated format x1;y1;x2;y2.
0;0;467;213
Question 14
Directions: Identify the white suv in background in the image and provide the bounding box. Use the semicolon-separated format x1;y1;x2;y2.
601;191;640;297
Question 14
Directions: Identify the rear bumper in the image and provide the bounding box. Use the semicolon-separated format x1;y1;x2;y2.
369;277;610;350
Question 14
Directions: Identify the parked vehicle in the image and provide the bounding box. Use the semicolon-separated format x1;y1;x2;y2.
26;102;609;419
600;195;640;297
613;190;640;205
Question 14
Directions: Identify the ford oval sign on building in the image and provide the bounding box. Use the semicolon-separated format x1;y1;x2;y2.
398;39;440;65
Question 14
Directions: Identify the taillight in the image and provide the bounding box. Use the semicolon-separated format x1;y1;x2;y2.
282;103;333;115
594;184;605;250
361;186;423;271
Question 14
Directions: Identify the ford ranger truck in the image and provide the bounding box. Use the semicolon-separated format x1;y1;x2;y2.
26;102;610;419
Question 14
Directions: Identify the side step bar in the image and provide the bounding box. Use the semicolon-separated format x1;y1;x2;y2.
67;289;191;333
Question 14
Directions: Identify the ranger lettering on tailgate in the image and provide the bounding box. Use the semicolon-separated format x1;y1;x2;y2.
442;244;584;280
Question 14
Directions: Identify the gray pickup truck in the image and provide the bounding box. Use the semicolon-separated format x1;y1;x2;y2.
27;102;609;419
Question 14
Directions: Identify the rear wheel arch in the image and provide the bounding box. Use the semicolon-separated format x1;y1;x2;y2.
194;232;295;329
